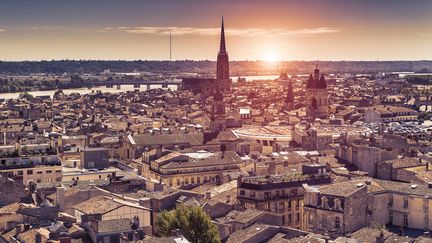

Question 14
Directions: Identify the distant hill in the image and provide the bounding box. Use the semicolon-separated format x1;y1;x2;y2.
1;60;432;75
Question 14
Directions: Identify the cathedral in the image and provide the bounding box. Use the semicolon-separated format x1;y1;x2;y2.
305;66;329;119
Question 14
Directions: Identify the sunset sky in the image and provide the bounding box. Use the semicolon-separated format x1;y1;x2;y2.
1;0;432;61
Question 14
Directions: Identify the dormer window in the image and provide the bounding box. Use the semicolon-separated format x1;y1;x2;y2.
320;196;330;209
334;198;343;211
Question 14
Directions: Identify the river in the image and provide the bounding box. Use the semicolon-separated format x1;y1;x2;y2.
0;75;280;100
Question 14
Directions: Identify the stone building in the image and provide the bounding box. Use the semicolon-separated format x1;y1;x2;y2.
80;147;110;169
306;67;329;119
304;178;432;237
143;150;243;188
338;140;398;177
120;131;204;162
237;164;331;230
303;180;368;238
376;157;430;184
0;143;61;185
364;105;418;123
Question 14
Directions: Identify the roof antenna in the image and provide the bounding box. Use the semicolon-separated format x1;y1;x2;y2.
170;31;172;61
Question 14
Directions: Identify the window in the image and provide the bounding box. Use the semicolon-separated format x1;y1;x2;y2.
37;179;41;183
240;190;245;196
291;189;298;196
275;191;280;197
388;195;393;206
281;190;285;197
191;177;194;184
284;161;288;167
403;214;408;226
279;202;285;212
46;170;52;174
36;171;43;174
308;214;313;224
403;197;409;208
288;214;292;223
264;192;271;199
177;178;180;186
282;215;286;225
55;170;62;173
250;191;256;198
335;216;340;229
389;211;393;224
17;171;23;176
27;170;33;175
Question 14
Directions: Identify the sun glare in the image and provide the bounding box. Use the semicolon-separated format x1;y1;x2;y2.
264;53;278;63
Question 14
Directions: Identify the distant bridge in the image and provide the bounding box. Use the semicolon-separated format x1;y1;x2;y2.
91;80;183;89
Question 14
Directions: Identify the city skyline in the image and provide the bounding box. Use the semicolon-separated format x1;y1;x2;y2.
1;0;432;61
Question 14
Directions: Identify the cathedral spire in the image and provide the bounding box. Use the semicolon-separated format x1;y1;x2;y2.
219;16;226;54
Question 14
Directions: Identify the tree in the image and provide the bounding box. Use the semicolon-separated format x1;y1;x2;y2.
157;210;176;236
157;204;221;243
53;89;64;100
18;91;33;100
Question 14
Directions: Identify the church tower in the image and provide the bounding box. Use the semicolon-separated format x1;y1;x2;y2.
216;17;231;91
211;89;227;133
306;66;329;119
284;81;294;111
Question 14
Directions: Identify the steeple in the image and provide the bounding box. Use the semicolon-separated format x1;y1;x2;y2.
219;16;226;54
216;16;230;84
286;81;294;103
314;65;320;80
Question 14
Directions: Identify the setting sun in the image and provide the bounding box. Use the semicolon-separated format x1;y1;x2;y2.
263;52;280;63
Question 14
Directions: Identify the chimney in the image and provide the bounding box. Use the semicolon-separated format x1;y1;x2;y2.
133;231;140;241
226;194;231;203
156;146;162;157
59;233;72;243
205;192;211;199
35;233;42;243
15;224;23;237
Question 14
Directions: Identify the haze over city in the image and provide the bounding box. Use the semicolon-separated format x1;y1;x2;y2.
1;0;432;61
3;1;432;243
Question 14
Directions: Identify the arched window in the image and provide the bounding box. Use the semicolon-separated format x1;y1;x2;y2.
320;196;329;209
311;98;318;109
334;198;343;211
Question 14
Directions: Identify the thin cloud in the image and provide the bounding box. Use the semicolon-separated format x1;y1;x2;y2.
0;28;6;32
24;26;65;31
100;26;342;37
420;33;432;37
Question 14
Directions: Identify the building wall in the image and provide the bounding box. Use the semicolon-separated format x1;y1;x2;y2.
343;187;367;233
238;186;306;230
62;171;112;182
80;149;109;169
304;187;367;237
368;193;389;226
0;165;62;185
306;89;329;119
147;169;239;189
